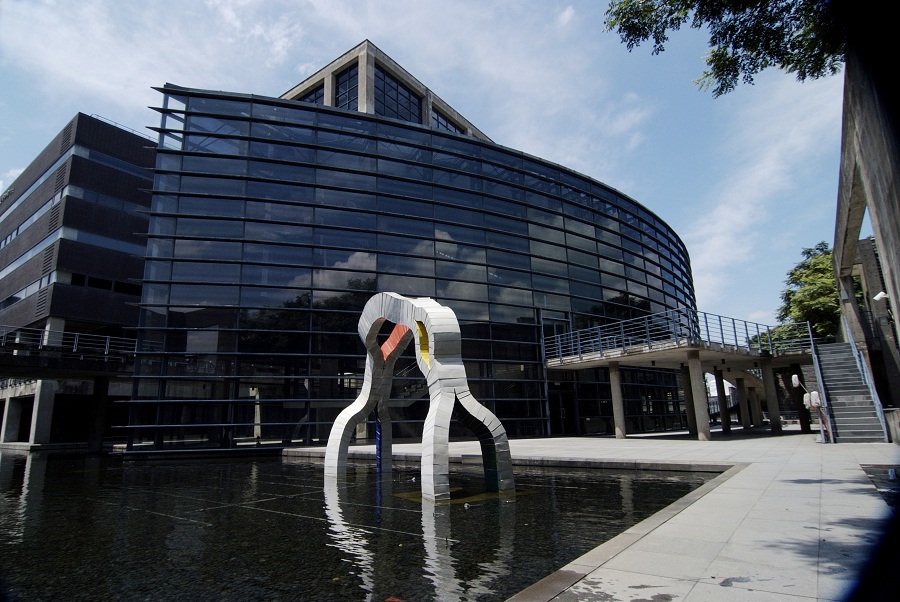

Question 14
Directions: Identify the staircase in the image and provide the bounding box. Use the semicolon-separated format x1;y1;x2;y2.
816;343;887;442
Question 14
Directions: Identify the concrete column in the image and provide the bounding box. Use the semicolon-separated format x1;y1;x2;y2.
609;362;627;439
687;351;711;441
760;358;782;434
252;388;262;439
42;317;65;347
1;397;22;443
714;367;730;434
29;380;59;444
748;386;763;426
323;73;334;107
358;52;375;115
423;91;434;128
681;365;697;435
736;377;751;428
87;377;109;454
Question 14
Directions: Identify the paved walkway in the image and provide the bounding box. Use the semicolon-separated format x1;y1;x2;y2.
296;429;898;601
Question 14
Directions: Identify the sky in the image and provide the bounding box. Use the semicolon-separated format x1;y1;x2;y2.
0;0;848;325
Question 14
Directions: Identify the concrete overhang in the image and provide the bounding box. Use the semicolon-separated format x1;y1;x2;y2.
546;341;814;372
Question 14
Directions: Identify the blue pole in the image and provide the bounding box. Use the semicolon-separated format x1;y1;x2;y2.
375;416;382;475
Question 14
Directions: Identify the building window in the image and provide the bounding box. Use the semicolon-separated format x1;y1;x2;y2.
374;64;421;124
432;108;464;135
334;63;359;111
297;84;324;106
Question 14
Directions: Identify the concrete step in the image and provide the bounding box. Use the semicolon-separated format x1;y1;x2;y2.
835;435;886;443
826;389;870;396
831;407;877;414
834;414;881;428
831;398;875;404
829;398;875;406
823;383;868;389
837;432;885;439
834;418;882;428
835;418;882;425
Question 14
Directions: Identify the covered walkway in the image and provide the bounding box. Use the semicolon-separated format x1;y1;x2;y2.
0;324;139;450
544;310;820;441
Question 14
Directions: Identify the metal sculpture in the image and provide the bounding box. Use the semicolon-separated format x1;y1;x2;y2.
324;292;515;500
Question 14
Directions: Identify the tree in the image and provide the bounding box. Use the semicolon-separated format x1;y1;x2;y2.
777;241;840;339
604;0;848;96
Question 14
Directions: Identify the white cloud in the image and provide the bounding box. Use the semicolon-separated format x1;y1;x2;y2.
1;168;26;194
684;74;843;309
0;0;311;122
558;5;576;26
2;0;643;182
747;309;776;325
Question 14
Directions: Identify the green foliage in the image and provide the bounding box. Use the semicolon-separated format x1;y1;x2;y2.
777;241;840;339
749;322;813;352
604;0;847;96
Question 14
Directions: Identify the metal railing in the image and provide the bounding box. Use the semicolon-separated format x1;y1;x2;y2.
0;325;139;358
808;330;836;443
545;308;815;363
843;316;890;443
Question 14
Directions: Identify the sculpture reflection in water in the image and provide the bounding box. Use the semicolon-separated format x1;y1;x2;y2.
322;474;516;600
325;292;515;501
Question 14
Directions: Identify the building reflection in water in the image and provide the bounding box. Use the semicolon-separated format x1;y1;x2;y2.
1;454;709;600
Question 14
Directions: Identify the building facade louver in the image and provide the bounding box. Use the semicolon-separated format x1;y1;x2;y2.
126;41;696;450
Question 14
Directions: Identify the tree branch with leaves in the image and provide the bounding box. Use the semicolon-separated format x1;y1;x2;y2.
604;0;848;96
777;241;841;340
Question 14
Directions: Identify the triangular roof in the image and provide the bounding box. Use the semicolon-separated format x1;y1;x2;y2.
280;40;491;141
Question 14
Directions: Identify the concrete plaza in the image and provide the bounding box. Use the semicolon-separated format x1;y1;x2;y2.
293;428;898;601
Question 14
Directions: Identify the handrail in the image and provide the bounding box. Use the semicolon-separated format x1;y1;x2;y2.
808;323;836;443
0;324;139;357
544;308;815;364
845;331;890;443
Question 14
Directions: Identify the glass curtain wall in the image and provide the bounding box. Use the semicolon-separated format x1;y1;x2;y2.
127;86;695;450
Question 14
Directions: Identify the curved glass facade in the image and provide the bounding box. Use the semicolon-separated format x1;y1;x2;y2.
127;85;695;449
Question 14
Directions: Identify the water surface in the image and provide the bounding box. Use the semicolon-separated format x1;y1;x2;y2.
0;451;712;601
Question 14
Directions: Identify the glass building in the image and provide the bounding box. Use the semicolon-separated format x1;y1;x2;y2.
126;42;695;450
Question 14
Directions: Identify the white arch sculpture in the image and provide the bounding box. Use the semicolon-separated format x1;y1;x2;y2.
324;292;515;501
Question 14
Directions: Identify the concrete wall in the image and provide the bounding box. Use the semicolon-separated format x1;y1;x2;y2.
884;408;899;445
833;38;900;407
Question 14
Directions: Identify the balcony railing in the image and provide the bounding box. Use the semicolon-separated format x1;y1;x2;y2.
545;308;815;363
0;325;139;359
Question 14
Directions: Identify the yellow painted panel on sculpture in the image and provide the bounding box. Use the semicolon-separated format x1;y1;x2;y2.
416;321;430;367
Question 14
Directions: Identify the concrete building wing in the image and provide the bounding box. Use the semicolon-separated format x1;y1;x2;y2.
0;113;155;451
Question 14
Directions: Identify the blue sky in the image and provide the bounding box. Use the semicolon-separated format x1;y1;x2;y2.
0;0;847;325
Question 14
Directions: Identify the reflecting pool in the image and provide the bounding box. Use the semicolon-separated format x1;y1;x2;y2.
0;451;713;601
